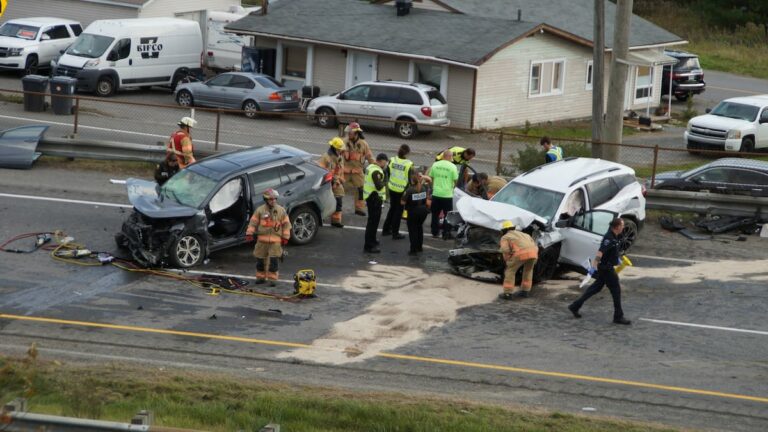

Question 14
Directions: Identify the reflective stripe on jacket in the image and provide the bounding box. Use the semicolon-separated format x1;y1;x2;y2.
167;130;195;168
546;146;563;162
499;230;538;261
387;156;413;193
363;164;386;200
246;204;291;244
435;146;467;165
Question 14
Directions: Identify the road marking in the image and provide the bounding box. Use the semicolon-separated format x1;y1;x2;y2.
629;254;699;264
2;312;767;404
640;318;768;336
0;192;132;209
0;114;247;149
708;86;761;95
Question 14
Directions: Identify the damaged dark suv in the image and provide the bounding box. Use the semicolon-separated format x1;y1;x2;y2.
116;145;335;268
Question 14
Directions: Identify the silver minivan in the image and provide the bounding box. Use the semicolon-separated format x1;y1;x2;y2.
306;81;450;139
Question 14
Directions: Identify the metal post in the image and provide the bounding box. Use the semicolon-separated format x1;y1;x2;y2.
496;131;503;175
650;144;659;188
73;97;80;135
214;109;221;152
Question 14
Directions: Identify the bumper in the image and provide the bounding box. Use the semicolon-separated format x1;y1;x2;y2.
673;83;705;95
418;117;451;128
318;186;336;219
685;131;741;151
0;62;22;69
53;65;101;92
260;100;300;113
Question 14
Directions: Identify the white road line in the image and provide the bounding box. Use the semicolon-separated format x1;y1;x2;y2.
640;318;768;336
0;192;132;209
629;254;700;264
0;114;247;149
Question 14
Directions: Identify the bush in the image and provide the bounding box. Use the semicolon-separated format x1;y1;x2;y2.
512;142;592;172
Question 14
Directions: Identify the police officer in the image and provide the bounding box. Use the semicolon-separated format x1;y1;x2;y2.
245;189;292;287
382;144;412;240
540;136;563;164
363;153;389;253
568;218;631;325
154;154;179;186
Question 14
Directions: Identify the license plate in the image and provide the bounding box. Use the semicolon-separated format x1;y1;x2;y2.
283;95;292;101
437;111;446;118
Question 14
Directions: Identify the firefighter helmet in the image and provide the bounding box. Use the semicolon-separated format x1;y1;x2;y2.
328;137;345;150
263;188;279;201
178;116;197;128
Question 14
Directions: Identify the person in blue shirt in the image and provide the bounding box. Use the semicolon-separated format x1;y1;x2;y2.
540;136;563;163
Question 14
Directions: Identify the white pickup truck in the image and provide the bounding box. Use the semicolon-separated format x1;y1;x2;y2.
684;95;768;153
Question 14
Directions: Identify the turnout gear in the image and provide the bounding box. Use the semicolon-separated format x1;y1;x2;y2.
343;128;374;215
246;202;291;282
499;229;539;295
167;128;195;169
318;145;345;227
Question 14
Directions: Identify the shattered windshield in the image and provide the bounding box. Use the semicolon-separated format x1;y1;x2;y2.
491;183;564;223
66;33;114;58
161;170;218;209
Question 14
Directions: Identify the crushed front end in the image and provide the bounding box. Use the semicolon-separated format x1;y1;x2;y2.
118;211;186;267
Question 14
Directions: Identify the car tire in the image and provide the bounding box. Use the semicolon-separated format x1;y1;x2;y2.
315;108;337;128
170;71;188;92
176;90;194;107
395;118;417;139
740;137;755;154
289;206;319;245
620;218;639;252
675;93;689;102
96;76;115;97
243;100;260;119
23;55;39;76
170;233;205;268
532;243;560;283
114;232;128;249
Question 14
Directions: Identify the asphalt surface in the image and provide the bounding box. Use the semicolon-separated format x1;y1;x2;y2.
1;165;768;431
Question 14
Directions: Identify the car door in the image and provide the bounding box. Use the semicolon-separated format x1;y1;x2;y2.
38;25;71;64
558;209;617;267
685;168;730;194
275;164;308;208
727;168;768;197
757;108;768;150
205;176;247;245
336;84;371;119
109;38;133;84
220;74;254;109
248;166;284;209
198;74;233;107
367;85;399;124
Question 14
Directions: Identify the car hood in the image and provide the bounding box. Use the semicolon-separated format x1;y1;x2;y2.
126;178;198;219
455;189;547;231
175;82;204;93
0;125;48;169
0;36;36;49
655;170;684;182
58;54;90;68
690;114;752;130
310;94;337;105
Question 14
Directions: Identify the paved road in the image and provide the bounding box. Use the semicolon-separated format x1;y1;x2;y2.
1;165;767;431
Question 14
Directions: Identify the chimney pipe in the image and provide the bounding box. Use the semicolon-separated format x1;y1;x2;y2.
517;9;522;21
261;0;269;16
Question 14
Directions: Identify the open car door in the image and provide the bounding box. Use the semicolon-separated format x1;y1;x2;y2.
558;209;617;267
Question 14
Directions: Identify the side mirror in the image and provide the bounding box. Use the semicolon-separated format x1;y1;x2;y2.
106;51;118;62
705;108;712;114
555;219;570;228
41;34;51;41
760;116;768;124
59;49;66;54
337;93;346;100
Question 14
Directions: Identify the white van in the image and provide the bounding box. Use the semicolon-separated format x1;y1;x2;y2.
53;18;202;96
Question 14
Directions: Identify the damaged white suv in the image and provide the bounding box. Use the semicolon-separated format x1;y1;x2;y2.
448;158;646;283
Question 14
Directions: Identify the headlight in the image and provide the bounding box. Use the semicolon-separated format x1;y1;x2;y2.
727;129;742;139
686;122;692;133
7;48;24;57
84;59;101;69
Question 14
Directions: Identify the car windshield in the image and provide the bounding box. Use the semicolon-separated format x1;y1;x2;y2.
66;33;114;58
160;170;218;208
709;102;760;122
675;57;701;70
0;23;40;40
491;182;564;222
427;90;447;105
254;76;283;89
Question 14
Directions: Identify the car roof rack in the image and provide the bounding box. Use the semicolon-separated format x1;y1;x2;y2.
568;167;621;187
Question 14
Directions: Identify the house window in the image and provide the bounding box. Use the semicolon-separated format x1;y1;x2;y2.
635;65;653;102
585;60;593;90
283;45;307;79
529;59;565;97
414;62;442;89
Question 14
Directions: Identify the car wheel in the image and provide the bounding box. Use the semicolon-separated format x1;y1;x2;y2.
316;108;337;128
532;244;560;283
176;90;194;107
243;100;260;119
395;119;417;139
96;76;115;97
619;218;639;252
740;137;755;154
23;55;39;76
170;233;205;268
675;93;689;102
114;232;128;249
290;206;319;245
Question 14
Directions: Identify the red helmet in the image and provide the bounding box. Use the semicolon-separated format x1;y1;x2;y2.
263;188;279;200
348;122;363;133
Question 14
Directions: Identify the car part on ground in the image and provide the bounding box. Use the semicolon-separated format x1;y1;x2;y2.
0;125;49;169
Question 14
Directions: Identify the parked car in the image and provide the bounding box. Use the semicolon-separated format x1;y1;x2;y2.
306;80;450;139
0;17;82;75
661;49;705;101
447;158;646;283
116;145;335;268
652;158;768;197
684;95;768;153
175;72;299;118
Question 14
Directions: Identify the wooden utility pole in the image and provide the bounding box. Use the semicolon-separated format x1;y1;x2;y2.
591;0;605;158
603;0;633;162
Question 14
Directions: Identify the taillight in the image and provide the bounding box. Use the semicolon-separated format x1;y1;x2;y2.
207;51;214;57
269;92;281;101
322;171;333;184
421;106;432;117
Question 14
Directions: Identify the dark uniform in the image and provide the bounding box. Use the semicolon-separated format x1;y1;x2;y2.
569;229;625;322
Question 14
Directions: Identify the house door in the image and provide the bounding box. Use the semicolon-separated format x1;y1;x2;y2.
352;53;376;85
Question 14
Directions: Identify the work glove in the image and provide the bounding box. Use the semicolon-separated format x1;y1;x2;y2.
245;234;254;243
281;238;289;246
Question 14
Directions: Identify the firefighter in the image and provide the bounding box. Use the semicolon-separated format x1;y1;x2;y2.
318;137;346;228
167;116;197;169
245;189;292;287
435;146;476;165
382;144;413;240
342;122;375;216
540;136;563;163
498;220;539;300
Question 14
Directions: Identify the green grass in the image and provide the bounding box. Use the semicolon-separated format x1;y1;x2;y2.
0;92;24;104
503;120;637;142
0;355;683;432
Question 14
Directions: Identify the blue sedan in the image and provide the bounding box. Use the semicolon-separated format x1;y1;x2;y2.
174;72;299;118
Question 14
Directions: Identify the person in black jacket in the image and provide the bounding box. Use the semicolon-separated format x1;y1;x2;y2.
154;154;179;185
401;171;432;256
568;218;631;325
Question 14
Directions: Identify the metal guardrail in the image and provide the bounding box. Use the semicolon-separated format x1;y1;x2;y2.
646;189;768;218
38;137;215;163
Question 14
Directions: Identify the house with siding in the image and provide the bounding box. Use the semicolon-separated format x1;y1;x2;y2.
1;0;241;27
226;0;685;129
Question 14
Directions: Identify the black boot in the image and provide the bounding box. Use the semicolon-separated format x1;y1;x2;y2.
613;317;631;325
568;303;582;318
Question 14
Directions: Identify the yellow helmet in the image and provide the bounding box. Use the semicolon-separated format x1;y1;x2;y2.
328;137;345;150
501;220;515;231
